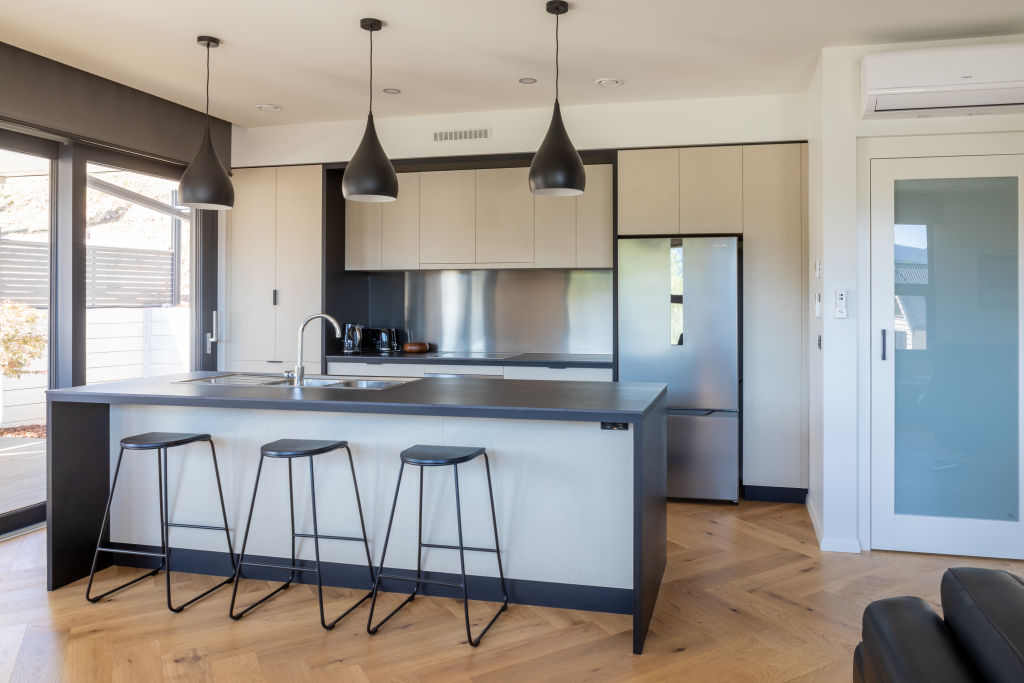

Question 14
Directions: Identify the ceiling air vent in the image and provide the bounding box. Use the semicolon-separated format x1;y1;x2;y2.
432;128;491;142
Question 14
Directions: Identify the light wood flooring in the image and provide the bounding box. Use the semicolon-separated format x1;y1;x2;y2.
2;500;1024;682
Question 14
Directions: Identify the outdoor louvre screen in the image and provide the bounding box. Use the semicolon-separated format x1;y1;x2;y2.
0;238;179;308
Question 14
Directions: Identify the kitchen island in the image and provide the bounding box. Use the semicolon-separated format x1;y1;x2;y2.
46;373;666;653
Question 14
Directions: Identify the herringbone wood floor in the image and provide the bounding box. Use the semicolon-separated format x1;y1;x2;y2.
2;500;1023;682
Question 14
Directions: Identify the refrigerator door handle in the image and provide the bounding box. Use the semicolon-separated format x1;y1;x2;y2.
881;328;887;361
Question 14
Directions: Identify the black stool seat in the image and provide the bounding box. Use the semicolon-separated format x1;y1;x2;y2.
261;439;348;458
120;432;211;449
400;444;486;466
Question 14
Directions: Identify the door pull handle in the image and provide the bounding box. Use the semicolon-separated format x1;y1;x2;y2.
881;329;886;361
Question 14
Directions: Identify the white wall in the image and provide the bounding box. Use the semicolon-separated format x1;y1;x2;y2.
809;34;1024;552
232;93;808;167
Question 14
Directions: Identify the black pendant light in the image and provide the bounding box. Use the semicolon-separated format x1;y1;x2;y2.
179;36;234;210
529;0;585;197
342;18;398;203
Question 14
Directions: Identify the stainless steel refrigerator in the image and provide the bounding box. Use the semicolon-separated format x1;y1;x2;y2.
617;236;740;502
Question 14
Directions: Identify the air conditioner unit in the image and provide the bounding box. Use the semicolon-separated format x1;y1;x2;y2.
861;43;1024;118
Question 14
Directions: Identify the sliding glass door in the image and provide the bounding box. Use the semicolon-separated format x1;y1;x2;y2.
871;154;1024;558
84;163;192;383
0;147;52;521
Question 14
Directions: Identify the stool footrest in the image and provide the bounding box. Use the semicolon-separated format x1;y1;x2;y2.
293;532;365;542
96;546;166;559
378;572;463;589
165;522;228;531
239;560;318;573
421;542;498;554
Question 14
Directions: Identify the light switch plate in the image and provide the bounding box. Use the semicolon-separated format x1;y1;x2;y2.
835;289;848;319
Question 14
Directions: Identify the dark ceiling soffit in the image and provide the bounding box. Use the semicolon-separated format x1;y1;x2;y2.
322;149;615;173
0;41;231;167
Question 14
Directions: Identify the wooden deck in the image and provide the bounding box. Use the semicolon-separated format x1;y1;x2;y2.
0;437;45;514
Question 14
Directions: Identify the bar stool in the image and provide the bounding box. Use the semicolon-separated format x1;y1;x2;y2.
86;432;235;612
228;439;374;630
367;444;508;646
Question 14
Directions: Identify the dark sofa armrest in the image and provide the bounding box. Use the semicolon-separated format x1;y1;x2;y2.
856;596;981;683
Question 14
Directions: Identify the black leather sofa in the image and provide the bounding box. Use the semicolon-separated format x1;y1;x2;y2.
854;567;1024;682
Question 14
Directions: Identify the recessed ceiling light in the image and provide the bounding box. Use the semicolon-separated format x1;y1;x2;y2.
518;77;538;84
382;88;401;94
256;103;283;112
595;77;623;88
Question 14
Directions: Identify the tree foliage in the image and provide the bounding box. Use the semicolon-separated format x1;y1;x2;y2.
1;300;47;378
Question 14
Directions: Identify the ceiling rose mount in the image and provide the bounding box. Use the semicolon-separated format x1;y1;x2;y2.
342;17;399;203
179;34;234;210
529;0;585;197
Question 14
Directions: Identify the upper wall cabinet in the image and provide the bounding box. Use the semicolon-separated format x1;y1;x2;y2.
420;170;476;264
476;167;534;264
618;146;743;235
618;148;679;235
345;172;421;270
344;164;612;271
679;146;742;234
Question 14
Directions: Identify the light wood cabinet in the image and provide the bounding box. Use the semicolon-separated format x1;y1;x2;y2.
679;146;743;234
381;172;420;270
225;167;276;367
740;143;805;488
344;201;381;270
275;165;323;364
577;164;614;267
420;170;476;264
342;164;613;270
534;194;577;268
476;167;534;264
225;165;323;371
617;148;679;235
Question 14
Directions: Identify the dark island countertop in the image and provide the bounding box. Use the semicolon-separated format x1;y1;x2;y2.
47;372;664;423
325;351;614;369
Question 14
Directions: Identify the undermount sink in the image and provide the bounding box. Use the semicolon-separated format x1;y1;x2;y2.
176;373;419;390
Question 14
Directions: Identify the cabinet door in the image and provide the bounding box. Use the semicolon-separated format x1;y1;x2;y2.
475;167;534;264
275;165;324;365
420;170;475;264
741;144;803;487
534;193;576;268
617;148;679;235
679;146;743;234
381;172;420;270
577;164;614;267
345;200;382;270
225;167;277;366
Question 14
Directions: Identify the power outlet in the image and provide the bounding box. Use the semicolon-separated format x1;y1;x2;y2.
601;422;629;431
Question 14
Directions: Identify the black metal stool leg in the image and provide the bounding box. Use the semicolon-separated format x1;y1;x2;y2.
309;452;375;630
450;458;507;646
86;447;163;602
347;446;376;585
367;462;418;634
230;454;295;619
208;438;237;573
160;442;236;613
483;453;510;607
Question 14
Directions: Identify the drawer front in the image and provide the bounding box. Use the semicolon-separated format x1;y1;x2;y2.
326;362;426;377
502;366;613;382
422;364;504;377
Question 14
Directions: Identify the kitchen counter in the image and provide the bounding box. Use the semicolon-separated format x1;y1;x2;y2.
46;372;666;654
47;371;654;422
325;351;613;368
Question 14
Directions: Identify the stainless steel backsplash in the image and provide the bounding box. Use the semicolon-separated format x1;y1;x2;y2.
377;269;612;354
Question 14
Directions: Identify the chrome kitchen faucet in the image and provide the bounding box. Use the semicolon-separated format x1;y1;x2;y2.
290;314;342;386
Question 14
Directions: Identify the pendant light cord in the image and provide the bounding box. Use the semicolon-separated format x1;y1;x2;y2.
554;11;560;102
205;43;211;121
369;28;374;114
